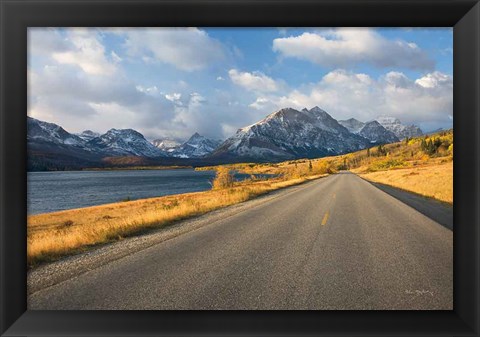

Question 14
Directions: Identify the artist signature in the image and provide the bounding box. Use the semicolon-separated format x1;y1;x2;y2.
405;289;434;297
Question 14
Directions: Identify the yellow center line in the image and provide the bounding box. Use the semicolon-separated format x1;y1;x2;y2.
321;211;329;226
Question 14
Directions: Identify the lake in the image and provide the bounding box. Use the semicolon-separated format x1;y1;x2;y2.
27;169;269;215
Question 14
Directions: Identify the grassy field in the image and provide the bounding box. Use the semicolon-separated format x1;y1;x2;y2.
348;129;453;204
358;162;453;203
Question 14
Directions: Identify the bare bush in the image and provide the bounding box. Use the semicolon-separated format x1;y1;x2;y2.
212;167;235;190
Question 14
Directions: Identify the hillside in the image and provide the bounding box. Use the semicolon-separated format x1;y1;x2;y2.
206;129;453;203
339;129;453;203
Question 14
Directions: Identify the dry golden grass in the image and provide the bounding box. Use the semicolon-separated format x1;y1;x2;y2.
27;174;325;267
358;161;453;204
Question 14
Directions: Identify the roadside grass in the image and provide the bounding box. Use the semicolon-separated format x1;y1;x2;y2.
356;162;453;204
27;173;326;267
346;129;453;204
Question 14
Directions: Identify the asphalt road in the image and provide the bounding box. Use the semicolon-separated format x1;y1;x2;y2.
29;172;453;310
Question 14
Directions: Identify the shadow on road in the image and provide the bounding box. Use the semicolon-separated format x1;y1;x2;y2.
365;180;453;230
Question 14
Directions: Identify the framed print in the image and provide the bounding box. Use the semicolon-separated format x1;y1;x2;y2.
1;0;479;336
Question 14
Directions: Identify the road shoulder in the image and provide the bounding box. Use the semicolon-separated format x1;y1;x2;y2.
359;177;453;230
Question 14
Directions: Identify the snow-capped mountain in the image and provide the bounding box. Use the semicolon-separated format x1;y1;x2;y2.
28;116;86;147
77;130;101;142
27;109;417;170
357;121;399;144
169;133;222;158
338;118;365;134
376;116;423;139
211;107;370;161
87;128;164;157
28;117;166;169
152;138;182;152
27;117;105;171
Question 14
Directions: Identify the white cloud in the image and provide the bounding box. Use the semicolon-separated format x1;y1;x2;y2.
249;97;272;110
165;92;182;102
111;51;122;64
228;69;281;93
415;71;453;89
122;28;225;71
250;69;452;130
28;28;452;141
136;85;160;96
28;28;70;56
51;29;117;76
273;28;434;70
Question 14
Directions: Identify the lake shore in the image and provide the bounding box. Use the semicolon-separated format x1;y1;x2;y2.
27;172;328;267
82;165;193;171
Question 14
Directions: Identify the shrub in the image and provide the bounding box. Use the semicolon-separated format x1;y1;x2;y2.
313;161;336;174
62;220;74;227
212;167;235;190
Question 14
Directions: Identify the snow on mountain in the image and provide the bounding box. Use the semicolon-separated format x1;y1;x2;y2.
87;128;165;157
28;116;87;147
152;138;182;153
376;116;423;139
28;110;418;168
29;117;166;158
169;132;222;158
338;118;365;134
357;120;399;144
77;130;101;142
211;107;370;161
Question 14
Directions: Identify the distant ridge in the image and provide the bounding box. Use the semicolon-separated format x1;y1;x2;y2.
27;108;424;170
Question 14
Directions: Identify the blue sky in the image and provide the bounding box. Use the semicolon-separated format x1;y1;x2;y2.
28;27;453;141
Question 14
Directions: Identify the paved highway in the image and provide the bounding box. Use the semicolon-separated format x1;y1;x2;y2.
29;172;453;310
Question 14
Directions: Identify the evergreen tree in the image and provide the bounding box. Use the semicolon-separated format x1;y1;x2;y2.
421;138;427;152
427;139;435;155
377;144;387;156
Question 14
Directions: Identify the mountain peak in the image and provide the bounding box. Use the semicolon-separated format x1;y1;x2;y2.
168;132;221;158
376;116;423;139
309;106;324;112
212;106;370;161
306;106;336;121
88;127;162;157
346;117;361;122
77;130;101;141
338;118;365;134
358;120;399;144
152;138;181;152
28;116;86;147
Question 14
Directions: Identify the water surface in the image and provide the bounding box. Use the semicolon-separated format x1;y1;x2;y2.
28;169;267;215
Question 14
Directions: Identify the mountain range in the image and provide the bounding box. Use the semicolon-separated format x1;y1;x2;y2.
153;133;222;158
27;107;423;170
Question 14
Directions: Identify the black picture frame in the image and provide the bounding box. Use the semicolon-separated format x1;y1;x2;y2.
1;0;479;336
